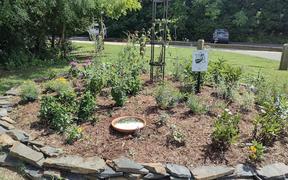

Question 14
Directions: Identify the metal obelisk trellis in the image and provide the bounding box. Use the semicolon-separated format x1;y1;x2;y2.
150;0;169;82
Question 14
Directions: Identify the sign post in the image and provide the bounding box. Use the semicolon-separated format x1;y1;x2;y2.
193;40;208;93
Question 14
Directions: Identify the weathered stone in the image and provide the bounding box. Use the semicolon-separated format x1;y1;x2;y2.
166;164;191;178
0;152;22;167
256;163;288;179
112;157;148;174
40;146;63;157
142;163;167;175
0;116;16;124
125;173;143;180
191;166;234;180
10;142;45;167
0;120;15;130
109;177;127;180
7;129;29;142
170;176;190;180
29;140;45;147
0;108;8;117
5;88;20;96
0;133;16;147
233;164;255;178
0;96;12;100
44;155;105;174
0;100;13;107
62;172;88;180
24;165;44;180
143;173;168;179
43;169;62;179
94;165;123;179
0;126;8;134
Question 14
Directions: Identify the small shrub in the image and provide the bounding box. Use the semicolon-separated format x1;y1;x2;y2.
111;85;127;107
172;57;184;81
155;113;169;127
20;81;39;102
65;125;83;144
69;61;80;78
186;94;206;114
215;80;238;101
167;125;186;146
78;91;96;122
40;96;72;132
57;90;78;113
249;140;264;161
155;83;180;109
88;75;106;97
239;90;255;111
212;109;240;147
123;76;142;96
45;77;73;95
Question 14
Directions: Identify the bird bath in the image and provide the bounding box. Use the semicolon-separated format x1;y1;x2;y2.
111;116;146;133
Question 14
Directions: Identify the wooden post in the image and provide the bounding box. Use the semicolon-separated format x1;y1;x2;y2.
196;39;205;93
279;44;288;70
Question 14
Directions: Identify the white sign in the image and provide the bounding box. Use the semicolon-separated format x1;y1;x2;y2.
192;50;209;72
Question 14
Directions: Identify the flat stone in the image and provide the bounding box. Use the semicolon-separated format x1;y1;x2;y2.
43;169;62;179
256;163;288;179
7;129;29;142
0;152;22;167
5;88;20;96
0;126;8;134
44;155;105;174
0;133;16;147
234;164;255;178
142;163;167;175
0;116;16;124
112;157;148;174
166;164;191;178
125;173;144;180
10;142;45;167
191;166;234;180
0;100;13;107
0;108;8;117
40;146;63;157
0;120;14;130
0;96;12;100
63;172;87;180
24;165;44;180
143;173;168;179
94;165;123;179
29;140;45;147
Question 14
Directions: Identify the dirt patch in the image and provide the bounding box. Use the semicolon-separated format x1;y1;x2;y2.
10;76;288;167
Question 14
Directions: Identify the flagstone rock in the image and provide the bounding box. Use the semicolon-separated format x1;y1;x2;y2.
5;88;20;96
43;169;62;179
29;140;45;148
233;164;255;178
0;108;8;117
125;173;144;180
1;116;16;124
0;100;13;107
142;163;167;175
143;173;168;179
0;152;22;167
44;155;106;174
191;166;234;180
256;163;288;179
24;165;44;180
0;133;16;147
40;146;63;157
0;126;8;134
0;96;12;100
112;157;148;174
0;120;15;130
166;164;191;178
94;165;123;179
10;142;45;167
7;129;29;142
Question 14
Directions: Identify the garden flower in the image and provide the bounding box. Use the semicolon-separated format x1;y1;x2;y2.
250;146;257;153
83;59;92;68
56;77;67;83
77;127;83;133
69;61;78;68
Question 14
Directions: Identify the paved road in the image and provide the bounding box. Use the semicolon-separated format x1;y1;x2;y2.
72;39;282;61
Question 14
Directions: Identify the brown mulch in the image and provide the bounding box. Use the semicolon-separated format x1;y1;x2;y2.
10;75;288;168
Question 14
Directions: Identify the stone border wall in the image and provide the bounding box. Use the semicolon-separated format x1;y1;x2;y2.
1;88;288;180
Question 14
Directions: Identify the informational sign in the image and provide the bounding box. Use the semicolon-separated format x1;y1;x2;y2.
192;50;209;72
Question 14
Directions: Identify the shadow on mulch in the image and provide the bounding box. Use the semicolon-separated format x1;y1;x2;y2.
201;142;230;164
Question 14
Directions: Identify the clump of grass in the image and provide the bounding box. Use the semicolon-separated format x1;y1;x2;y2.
186;94;206;114
20;80;39;102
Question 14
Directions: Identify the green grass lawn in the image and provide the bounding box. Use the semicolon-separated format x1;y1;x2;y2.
1;42;287;95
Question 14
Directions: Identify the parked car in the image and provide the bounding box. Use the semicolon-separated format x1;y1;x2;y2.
87;23;107;41
213;29;229;43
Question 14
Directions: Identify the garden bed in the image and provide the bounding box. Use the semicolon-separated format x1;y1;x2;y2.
10;75;288;168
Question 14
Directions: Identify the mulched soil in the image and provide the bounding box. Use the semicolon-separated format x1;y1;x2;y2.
10;75;288;168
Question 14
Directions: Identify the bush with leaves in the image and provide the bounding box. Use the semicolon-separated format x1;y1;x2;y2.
155;113;169;127
155;83;180;109
249;140;264;161
65;125;83;144
45;77;73;95
214;80;238;101
212;110;240;147
186;94;206;114
20;81;39;102
78;91;96;122
167;125;186;146
111;85;127;107
239;90;255;111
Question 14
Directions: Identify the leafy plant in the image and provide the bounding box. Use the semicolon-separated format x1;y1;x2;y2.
78;91;96;122
214;80;238;101
40;96;72;132
155;113;169;127
167;125;186;146
111;85;127;107
155;83;180;109
45;77;73;95
239;90;255;111
249;140;264;161
20;80;39;102
88;75;106;97
65;125;83;144
186;94;206;114
212;110;240;147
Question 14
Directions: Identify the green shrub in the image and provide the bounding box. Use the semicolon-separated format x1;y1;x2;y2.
186;94;206;114
172;57;184;81
215;80;238;101
239;90;255;111
78;91;96;122
155;113;169;127
40;96;72;132
249;140;264;161
45;77;73;95
20;81;39;102
57;90;78;113
65;125;83;144
155;83;180;109
167;125;186;146
88;75;106;97
123;76;142;96
212;110;240;147
111;85;127;107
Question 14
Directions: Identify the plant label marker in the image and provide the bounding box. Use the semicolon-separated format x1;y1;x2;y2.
192;50;209;93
